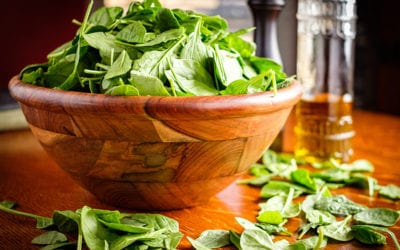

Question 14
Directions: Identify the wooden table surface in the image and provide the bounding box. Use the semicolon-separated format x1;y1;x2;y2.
0;109;399;249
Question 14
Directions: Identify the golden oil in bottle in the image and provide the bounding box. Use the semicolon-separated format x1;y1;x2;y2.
295;0;357;163
294;93;354;163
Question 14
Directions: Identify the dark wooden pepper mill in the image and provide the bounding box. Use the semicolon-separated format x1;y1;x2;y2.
248;0;286;64
248;0;286;151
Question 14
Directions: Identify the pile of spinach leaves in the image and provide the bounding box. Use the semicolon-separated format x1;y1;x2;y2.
0;201;182;249
20;0;293;96
189;151;400;249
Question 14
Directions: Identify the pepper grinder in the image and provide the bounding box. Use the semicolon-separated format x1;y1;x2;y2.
248;0;286;65
248;0;286;151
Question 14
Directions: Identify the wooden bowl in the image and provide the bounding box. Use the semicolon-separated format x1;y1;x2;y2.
9;75;302;210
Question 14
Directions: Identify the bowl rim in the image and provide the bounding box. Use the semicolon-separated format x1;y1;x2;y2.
8;75;303;119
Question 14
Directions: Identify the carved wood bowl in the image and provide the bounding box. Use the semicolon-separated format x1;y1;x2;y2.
9;75;302;210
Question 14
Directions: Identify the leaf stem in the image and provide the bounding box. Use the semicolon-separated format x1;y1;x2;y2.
0;203;51;224
56;0;94;90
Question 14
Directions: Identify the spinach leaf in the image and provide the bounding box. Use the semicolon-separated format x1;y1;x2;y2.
157;8;180;32
88;6;124;30
260;181;308;198
132;36;184;81
319;215;354;242
189;230;231;249
116;21;147;43
353;208;400;227
290;169;317;192
166;58;217;96
52;210;79;233
187;236;212;250
258;190;300;218
351;225;387;245
212;45;244;87
377;184;400;200
105;84;139;96
256;210;284;225
219;27;256;59
56;0;94;91
314;195;366;215
83;32;124;64
337;159;374;172
104;50;132;79
98;218;151;233
130;27;185;48
0;201;53;229
229;230;242;250
31;231;68;245
180;19;210;68
255;223;291;236
130;70;170;96
81;206;114;249
297;236;327;250
240;228;275;250
110;228;168;249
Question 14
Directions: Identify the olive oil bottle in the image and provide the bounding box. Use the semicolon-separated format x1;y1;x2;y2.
295;0;357;163
295;93;354;163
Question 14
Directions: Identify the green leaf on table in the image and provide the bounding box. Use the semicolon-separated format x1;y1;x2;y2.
0;200;15;209
353;208;400;227
52;210;79;233
237;173;273;186
319;215;354;242
99;218;152;234
109;228;168;249
81;206;117;249
240;228;275;250
189;230;231;249
258;191;300;218
351;225;387;245
377;184;400;200
235;217;259;230
311;168;350;183
0;200;53;229
256;223;291;236
260;181;308;198
187;236;212;250
297;235;328;250
314;195;366;215
290;169;317;192
338;159;375;172
229;230;241;250
129;213;180;232
31;231;68;245
256;211;284;225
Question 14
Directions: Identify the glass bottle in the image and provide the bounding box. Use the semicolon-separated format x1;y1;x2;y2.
295;0;357;163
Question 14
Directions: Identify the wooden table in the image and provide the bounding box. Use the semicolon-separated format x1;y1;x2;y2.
0;109;399;249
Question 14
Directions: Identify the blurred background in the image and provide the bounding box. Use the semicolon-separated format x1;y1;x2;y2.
1;0;399;129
